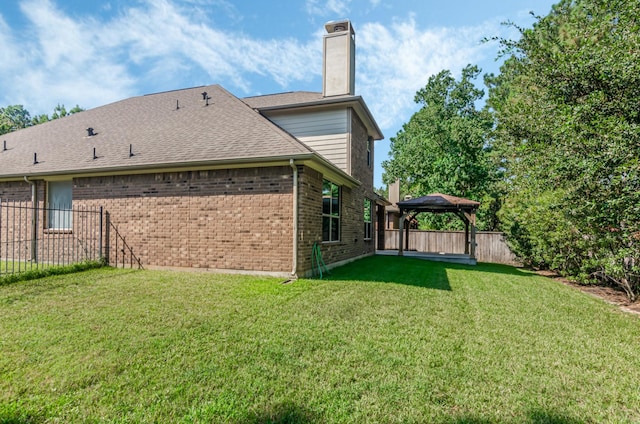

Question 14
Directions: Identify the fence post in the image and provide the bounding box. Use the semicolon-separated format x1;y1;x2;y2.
104;211;111;266
99;207;103;262
31;192;38;263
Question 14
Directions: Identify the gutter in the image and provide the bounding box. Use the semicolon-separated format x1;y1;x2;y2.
24;176;37;203
0;153;360;188
290;159;298;277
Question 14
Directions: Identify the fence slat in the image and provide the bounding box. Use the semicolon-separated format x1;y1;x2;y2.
381;229;519;266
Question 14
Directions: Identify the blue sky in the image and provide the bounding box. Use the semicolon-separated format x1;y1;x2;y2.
0;0;557;188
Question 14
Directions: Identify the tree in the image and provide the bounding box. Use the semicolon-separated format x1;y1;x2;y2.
0;105;32;135
50;104;84;120
382;64;499;230
0;103;84;135
490;0;640;299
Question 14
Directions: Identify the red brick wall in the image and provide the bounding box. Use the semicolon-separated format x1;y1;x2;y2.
295;111;376;276
2;116;377;276
73;167;294;273
0;181;33;202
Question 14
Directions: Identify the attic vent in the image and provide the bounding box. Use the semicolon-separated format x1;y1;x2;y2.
86;127;95;137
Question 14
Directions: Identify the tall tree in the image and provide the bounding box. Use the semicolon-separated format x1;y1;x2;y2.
0;105;32;135
490;0;640;298
383;64;499;230
0;104;84;135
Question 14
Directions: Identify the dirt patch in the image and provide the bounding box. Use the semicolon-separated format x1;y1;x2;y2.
536;270;640;316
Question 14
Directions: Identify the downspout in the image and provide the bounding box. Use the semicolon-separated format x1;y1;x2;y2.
290;159;298;276
24;176;38;262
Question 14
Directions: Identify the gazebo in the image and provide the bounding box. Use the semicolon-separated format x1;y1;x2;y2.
397;193;480;261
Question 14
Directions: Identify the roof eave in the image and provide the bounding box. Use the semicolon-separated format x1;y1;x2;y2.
256;96;384;140
0;152;361;188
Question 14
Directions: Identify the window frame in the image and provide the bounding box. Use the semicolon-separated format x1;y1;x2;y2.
46;180;73;231
364;198;373;240
322;179;341;243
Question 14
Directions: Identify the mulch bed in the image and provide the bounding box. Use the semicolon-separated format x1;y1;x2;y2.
536;270;640;316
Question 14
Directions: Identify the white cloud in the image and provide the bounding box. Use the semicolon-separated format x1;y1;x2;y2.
104;0;321;91
0;0;506;137
0;0;135;114
0;0;320;115
306;0;352;18
356;15;500;129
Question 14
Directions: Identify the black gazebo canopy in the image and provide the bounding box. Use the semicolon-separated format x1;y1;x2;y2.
397;193;480;258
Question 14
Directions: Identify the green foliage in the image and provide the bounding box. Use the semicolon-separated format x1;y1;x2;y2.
0;105;31;135
383;65;500;230
491;0;640;299
0;103;85;135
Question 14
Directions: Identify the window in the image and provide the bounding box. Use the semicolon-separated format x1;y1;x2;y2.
367;137;372;168
364;198;373;240
48;180;73;230
322;180;340;242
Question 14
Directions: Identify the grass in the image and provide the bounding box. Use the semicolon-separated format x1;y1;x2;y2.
1;256;639;423
0;260;103;286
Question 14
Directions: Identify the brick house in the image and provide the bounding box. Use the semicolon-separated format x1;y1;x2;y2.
0;20;383;277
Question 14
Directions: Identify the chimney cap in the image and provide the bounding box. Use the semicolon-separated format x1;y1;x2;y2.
324;19;353;35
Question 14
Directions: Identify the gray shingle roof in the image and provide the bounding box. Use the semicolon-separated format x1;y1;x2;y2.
0;85;315;178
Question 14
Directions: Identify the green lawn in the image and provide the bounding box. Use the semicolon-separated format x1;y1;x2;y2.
1;256;639;423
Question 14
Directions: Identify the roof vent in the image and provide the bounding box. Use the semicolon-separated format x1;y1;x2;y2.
86;127;95;137
201;91;212;106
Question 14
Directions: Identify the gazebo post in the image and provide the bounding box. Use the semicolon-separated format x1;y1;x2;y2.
405;220;410;251
398;211;404;256
398;210;411;256
470;211;477;259
464;218;470;255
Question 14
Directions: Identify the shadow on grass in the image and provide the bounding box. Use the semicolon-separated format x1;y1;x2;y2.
0;404;44;424
447;410;584;424
240;402;318;424
322;255;535;291
324;255;452;290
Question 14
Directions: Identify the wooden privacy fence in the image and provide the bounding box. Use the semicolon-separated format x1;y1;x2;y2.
381;229;520;266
